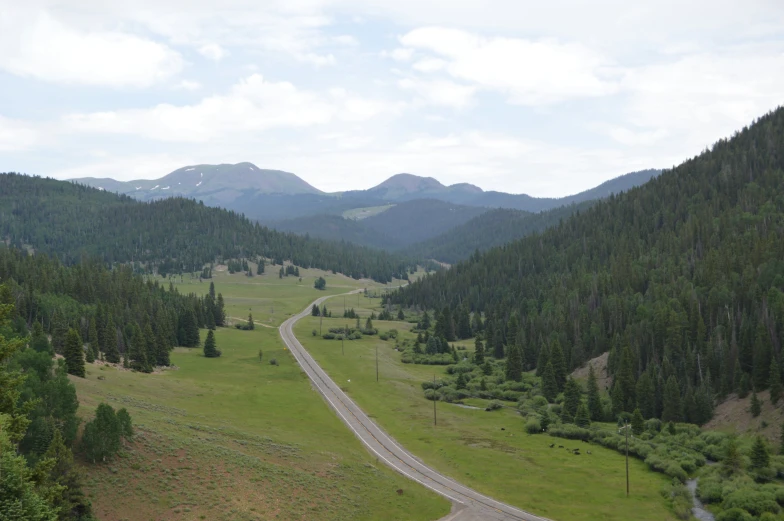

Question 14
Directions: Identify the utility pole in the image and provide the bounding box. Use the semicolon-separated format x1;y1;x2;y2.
433;374;437;426
342;324;345;355
376;344;379;382
320;312;323;336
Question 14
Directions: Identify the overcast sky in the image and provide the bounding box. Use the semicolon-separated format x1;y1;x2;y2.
1;1;783;196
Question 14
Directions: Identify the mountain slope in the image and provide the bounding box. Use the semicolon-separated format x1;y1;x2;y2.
391;107;784;424
0;173;412;282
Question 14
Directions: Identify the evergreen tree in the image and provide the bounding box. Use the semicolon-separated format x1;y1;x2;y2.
505;342;523;382
636;371;656;419
420;310;431;330
456;372;467;390
247;313;255;330
103;316;120;364
365;316;374;332
739;373;751;398
397;308;405;321
30;321;52;354
780;423;784;456
616;345;636;412
750;391;762;417
631;408;644;435
474;337;485;365
750;436;770;469
85;342;95;363
215;294;226;327
541;361;558;402
536;344;549;377
88;317;98;347
143;324;157;368
129;325;151;373
209;281;216;299
82;403;122;463
561;377;582;421
753;320;772;390
204;330;221;358
116;408;133;440
574;404;591;428
312;304;320;317
493;328;505;359
155;330;170;366
587;364;603;421
550;339;567;391
723;437;743;475
770;357;782;405
63;328;85;378
661;375;683;423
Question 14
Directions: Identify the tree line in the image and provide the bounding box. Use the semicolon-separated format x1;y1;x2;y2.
390;107;784;425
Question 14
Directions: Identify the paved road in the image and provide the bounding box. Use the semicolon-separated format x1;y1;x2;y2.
279;291;552;521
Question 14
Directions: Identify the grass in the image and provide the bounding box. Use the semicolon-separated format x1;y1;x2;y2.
342;204;395;220
294;306;679;521
72;268;449;521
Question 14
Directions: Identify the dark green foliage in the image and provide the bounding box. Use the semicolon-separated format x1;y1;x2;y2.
574;404;591;428
0;173;414;283
542;361;558;402
102;317;119;364
780;423;784;455
312;304;320;316
473;337;485;365
81;403;123;463
397;309;405;321
751;392;762;417
30;321;52;354
247;313;254;330
128;325;150;373
561;377;581;422
586;365;603;421
314;277;326;290
723;437;744;475
769;358;782;404
750;436;770;469
203;330;221;358
631;408;644;435
390;108;784;424
63;328;85;378
116;408;133;440
504;341;523;382
549;340;566;391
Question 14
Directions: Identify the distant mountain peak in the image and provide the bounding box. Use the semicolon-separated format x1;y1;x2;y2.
373;173;445;192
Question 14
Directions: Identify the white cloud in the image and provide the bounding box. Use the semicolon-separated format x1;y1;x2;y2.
0;115;41;152
198;43;228;61
382;47;414;62
398;78;475;108
399;27;618;105
333;35;359;46
412;58;447;72
175;80;202;91
0;9;183;87
64;74;395;142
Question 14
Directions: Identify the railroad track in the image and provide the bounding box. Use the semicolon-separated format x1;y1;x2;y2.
279;291;551;521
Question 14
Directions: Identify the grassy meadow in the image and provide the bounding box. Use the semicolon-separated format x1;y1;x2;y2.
73;266;449;521
293;297;678;521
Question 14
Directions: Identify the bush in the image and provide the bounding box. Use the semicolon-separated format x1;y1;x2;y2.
717;508;754;521
485;400;503;411
547;424;591;441
269;358;278;366
722;489;780;517
312;329;318;336
698;478;724;504
322;333;336;340
525;418;542;434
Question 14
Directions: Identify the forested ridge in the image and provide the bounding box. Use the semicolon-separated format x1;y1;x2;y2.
391;107;784;424
0;174;412;282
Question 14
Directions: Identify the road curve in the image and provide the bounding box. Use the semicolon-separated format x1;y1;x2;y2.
279;291;552;521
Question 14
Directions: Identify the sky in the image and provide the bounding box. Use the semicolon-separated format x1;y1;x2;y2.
1;1;783;196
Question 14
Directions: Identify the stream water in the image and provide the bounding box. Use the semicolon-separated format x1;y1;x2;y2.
686;479;715;521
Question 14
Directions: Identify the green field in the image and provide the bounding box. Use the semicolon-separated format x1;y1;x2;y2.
293;303;678;521
74;268;449;521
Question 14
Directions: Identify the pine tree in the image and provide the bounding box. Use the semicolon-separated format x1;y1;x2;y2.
85;342;95;363
587;364;603;421
63;328;85;377
753;320;771;390
751;391;762;417
397;309;405;321
204;330;221;358
456;372;466;390
562;377;582;421
209;281;216;299
88;317;98;347
574;404;591;428
750;436;770;469
365;316;374;332
661;376;683;423
247;313;255;330
474;337;485;365
156;330;170;366
215;294;226;326
312;304;320;317
536;344;549;377
143;324;157;368
616;346;636;412
541;361;558;402
103;317;120;364
631;408;644;435
723;437;743;475
550;339;567;391
770;357;782;405
129;325;150;373
82;403;121;463
505;342;523;382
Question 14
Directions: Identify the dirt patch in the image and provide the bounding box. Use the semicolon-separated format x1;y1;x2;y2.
703;390;784;443
570;352;612;391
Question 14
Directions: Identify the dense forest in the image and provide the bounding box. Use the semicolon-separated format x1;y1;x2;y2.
391;107;784;425
0;174;413;282
402;201;595;264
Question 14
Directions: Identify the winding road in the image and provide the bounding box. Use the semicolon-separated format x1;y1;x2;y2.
279;291;551;521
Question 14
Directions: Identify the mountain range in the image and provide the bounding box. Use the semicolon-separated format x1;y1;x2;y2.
73;166;661;262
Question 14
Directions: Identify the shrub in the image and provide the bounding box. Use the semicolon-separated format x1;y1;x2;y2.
547;424;591;441
485;400;503;411
525;418;542;434
269;358;278;366
716;508;754;521
697;478;724;504
722;489;780;517
312;329;318;336
322;333;336;340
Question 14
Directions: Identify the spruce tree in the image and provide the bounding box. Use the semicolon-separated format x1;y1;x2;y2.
770;357;782;405
85;343;95;363
493;327;505;359
616;346;636;412
753;320;771;390
750;391;762;417
204;330;220;358
129;325;150;373
631;408;644;435
541;361;558;402
550;339;567;391
312;304;320;317
536;344;549;377
64;328;85;377
474;337;485;365
155;331;170;366
723;437;743;475
574;404;591;428
143;324;157;368
505;342;523;382
215;294;226;326
88;317;98;348
587;364;603;421
103;317;120;364
31;321;52;354
397;308;405;321
456;372;466;390
661;375;683;423
247;313;254;330
562;377;582;421
750;436;770;469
